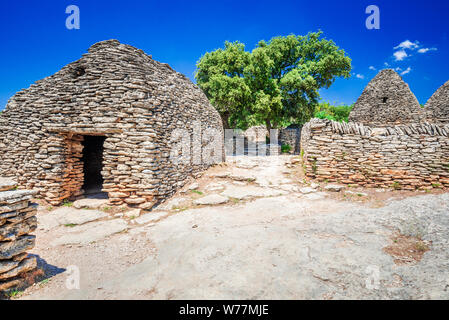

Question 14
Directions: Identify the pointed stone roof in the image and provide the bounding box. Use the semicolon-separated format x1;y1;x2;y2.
348;69;423;126
424;80;449;124
6;39;208;116
4;39;219;133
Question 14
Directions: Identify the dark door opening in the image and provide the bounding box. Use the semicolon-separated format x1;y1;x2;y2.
82;135;106;195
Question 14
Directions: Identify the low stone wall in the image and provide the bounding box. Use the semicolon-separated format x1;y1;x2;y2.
0;178;38;294
300;119;449;189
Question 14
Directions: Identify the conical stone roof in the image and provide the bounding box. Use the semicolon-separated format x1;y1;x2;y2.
424;80;449;124
348;69;423;126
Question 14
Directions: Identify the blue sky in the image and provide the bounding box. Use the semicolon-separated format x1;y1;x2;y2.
1;0;448;110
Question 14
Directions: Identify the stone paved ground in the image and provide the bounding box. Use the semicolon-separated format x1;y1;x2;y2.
15;155;449;300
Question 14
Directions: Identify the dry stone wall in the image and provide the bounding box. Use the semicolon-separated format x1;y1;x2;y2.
0;178;37;293
301;119;449;189
0;40;224;207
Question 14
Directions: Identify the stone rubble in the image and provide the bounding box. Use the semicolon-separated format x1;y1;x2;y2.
0;178;38;293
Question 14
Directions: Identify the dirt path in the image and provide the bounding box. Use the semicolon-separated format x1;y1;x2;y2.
15;155;449;300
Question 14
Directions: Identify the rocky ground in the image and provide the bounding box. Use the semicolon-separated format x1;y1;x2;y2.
10;155;449;300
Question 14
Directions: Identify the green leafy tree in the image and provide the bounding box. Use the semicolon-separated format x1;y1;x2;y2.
314;102;353;122
195;41;253;129
195;31;352;130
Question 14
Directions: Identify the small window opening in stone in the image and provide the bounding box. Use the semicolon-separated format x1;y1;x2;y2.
382;97;388;103
73;66;86;78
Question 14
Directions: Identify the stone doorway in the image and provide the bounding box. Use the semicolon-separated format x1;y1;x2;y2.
81;135;106;195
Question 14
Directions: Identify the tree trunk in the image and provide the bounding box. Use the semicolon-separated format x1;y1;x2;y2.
265;119;272;132
265;119;272;144
221;112;231;130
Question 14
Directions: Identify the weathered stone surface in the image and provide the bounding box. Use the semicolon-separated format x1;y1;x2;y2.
0;178;16;192
220;186;287;200
345;191;368;197
124;198;146;205
0;190;36;205
0;278;23;292
194;194;229;205
0;259;20;274
0;200;29;215
51;219;128;246
135;211;170;225
324;185;344;192
158;197;187;210
38;207;107;231
0;40;224;207
139;202;156;210
229;174;256;182
187;183;199;191
299;187;316;194
302;192;327;200
124;209;142;218
73;198;109;209
0;235;35;260
0;256;37;280
0;217;37;241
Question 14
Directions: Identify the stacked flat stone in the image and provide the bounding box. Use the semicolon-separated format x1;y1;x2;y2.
300;119;449;189
0;40;224;207
349;69;424;126
0;178;37;293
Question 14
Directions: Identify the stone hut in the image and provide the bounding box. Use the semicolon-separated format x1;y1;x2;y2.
300;70;449;190
0;40;224;207
424;80;449;124
349;69;423;126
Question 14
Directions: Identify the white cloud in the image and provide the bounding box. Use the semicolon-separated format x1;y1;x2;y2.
395;67;402;72
393;50;408;61
356;74;365;79
369;66;376;71
384;62;390;67
394;40;419;50
400;67;412;76
418;47;437;54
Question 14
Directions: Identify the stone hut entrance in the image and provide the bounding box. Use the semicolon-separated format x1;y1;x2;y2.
81;135;106;195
